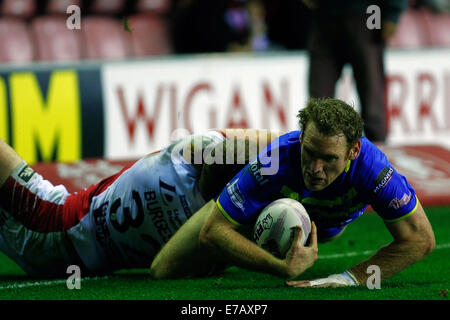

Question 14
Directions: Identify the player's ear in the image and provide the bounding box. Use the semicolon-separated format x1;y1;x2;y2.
299;131;303;143
348;140;361;160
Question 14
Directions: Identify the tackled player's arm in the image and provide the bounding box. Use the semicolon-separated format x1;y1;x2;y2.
222;128;284;146
186;129;284;200
198;201;318;279
182;129;284;164
348;199;435;285
0;138;23;187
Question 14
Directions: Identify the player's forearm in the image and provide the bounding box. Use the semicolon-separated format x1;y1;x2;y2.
348;239;433;285
200;221;287;278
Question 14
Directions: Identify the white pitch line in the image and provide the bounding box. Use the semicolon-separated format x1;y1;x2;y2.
319;242;450;260
319;250;374;259
0;276;109;291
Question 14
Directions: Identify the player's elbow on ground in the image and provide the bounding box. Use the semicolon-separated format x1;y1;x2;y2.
414;229;436;260
149;261;164;279
149;257;173;280
198;224;214;251
422;231;436;257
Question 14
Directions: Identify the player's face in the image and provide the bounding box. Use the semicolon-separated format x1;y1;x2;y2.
300;122;356;191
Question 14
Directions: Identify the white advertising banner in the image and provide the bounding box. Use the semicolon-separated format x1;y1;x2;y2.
102;50;450;159
102;55;308;159
384;49;450;147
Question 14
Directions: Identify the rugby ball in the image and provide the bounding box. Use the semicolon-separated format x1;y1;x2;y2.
253;198;311;258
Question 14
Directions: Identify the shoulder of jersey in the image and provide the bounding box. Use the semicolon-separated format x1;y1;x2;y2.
351;138;392;192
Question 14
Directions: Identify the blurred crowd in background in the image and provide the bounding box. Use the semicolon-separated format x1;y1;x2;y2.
0;0;449;64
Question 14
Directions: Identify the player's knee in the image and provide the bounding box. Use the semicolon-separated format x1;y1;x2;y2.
422;231;436;256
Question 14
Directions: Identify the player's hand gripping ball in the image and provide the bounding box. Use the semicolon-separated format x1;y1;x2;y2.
253;198;311;258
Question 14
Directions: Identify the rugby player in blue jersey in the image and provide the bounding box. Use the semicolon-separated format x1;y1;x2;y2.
153;98;435;287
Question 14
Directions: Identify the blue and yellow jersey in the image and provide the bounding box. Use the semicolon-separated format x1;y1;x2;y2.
216;131;418;239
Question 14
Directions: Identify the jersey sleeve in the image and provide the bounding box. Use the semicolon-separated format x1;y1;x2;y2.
370;168;418;223
361;141;419;223
216;156;284;226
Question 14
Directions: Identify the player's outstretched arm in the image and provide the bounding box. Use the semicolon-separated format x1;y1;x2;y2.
199;202;318;279
348;199;435;285
287;199;435;288
0;139;23;188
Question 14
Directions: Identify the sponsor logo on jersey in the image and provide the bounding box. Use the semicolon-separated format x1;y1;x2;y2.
388;192;412;210
159;179;177;206
227;180;245;210
248;159;269;186
179;195;193;218
373;167;394;193
144;190;173;243
92;202;122;263
17;165;35;183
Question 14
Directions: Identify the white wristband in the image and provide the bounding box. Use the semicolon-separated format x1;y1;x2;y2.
308;271;359;287
340;270;359;286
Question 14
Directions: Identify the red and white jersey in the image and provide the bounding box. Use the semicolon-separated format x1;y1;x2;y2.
65;131;226;273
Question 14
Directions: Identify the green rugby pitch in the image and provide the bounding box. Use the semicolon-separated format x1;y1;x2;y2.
0;206;448;300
